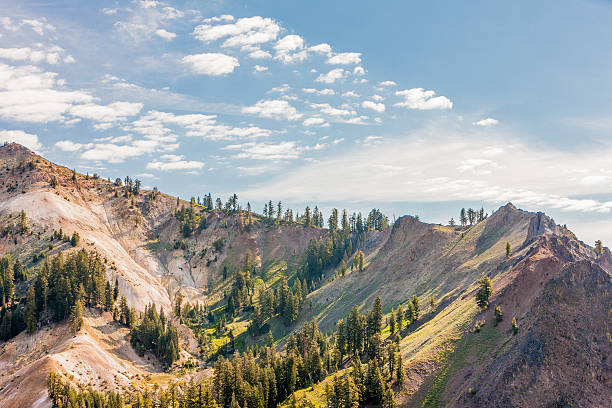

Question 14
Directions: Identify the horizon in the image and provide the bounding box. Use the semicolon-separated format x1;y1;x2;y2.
1;0;612;245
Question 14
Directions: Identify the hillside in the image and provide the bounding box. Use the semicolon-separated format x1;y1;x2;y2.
0;143;610;407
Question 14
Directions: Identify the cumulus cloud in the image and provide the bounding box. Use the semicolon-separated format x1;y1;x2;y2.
69;101;143;123
0;63;93;123
223;141;302;160
242;99;302;121
309;43;332;55
302;88;335;96
0;47;74;65
327;52;361;65
114;2;186;42
193;16;281;48
473;117;499;126
155;28;176;40
248;49;272;59
0;17;55;35
146;154;204;171
182;53;239;75
253;65;268;73
378;80;397;86
311;103;356;118
353;66;365;76
316;68;347;84
275;35;304;53
302;117;328;127
394;88;453;110
0;130;43;151
362;100;385;113
342;91;359;98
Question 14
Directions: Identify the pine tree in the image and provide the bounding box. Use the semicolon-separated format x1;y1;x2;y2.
396;353;405;384
396;306;403;332
372;297;383;334
71;297;84;334
595;240;603;256
506;241;511;258
410;295;420;322
25;285;37;333
113;277;119;301
104;280;113;311
389;312;396;333
476;277;493;309
71;232;80;247
460;208;467;227
429;296;436;314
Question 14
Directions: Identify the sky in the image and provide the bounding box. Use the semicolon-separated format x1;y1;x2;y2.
1;0;612;245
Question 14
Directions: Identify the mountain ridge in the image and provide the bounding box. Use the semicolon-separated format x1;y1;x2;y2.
0;142;610;407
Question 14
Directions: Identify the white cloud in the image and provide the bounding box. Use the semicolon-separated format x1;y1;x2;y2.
0;130;43;151
361;135;384;146
182;53;239;75
4;18;56;35
129;110;272;141
302;117;328;127
147;154;205;171
155;28;176;40
193;16;281;48
309;43;332;55
248;49;272;59
316;68;347;84
333;138;344;144
242;99;302;121
69;101;143;123
253;65;268;73
362;100;386;113
473;117;499;126
378;80;397;86
275;35;304;53
203;15;234;24
243;128;612;217
395;88;453;110
302;88;335;96
0;47;73;65
223;141;302;160
353;66;365;76
311;103;356;118
371;94;384;101
55;139;86;152
0;63;93;123
327;52;361;65
114;2;186;42
102;8;118;15
342;91;359;98
269;84;291;93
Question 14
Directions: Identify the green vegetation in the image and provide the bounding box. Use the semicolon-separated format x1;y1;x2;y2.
475;277;492;309
130;303;180;365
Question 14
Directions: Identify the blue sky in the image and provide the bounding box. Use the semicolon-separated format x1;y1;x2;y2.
2;0;612;245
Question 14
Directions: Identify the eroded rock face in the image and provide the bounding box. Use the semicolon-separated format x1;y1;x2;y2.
525;211;561;244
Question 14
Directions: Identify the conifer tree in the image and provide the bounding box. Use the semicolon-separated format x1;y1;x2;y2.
595;240;603;256
104;280;113;311
506;241;511;258
410;295;420;322
25;285;37;333
71;297;84;334
476;276;493;309
396;353;405;384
